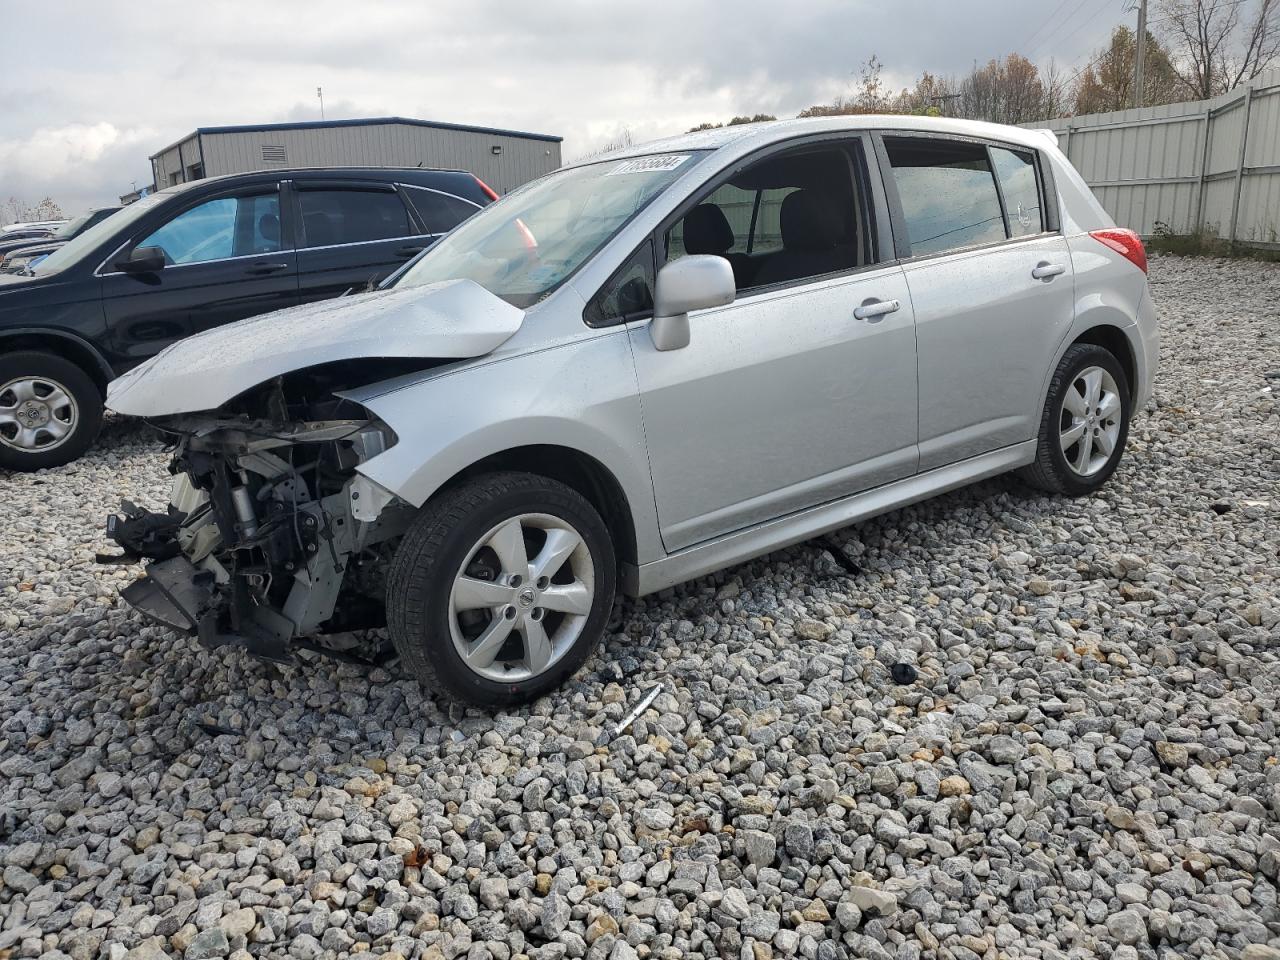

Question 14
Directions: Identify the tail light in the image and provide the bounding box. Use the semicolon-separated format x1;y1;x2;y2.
473;176;500;202
1090;228;1147;274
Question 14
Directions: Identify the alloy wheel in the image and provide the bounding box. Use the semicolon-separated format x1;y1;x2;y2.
0;376;78;452
1058;365;1122;477
447;512;595;683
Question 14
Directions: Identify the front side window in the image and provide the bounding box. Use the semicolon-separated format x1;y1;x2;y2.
991;147;1044;238
405;187;481;234
395;152;705;308
298;189;413;247
136;192;281;265
885;138;1005;256
665;145;868;291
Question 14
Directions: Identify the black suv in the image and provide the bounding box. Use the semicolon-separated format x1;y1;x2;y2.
0;167;492;470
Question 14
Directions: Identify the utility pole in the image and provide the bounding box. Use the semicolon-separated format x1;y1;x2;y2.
317;86;325;120
1132;0;1148;108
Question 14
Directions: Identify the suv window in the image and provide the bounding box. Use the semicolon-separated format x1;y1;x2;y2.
666;145;867;292
884;137;1006;256
586;240;655;327
298;188;413;247
990;146;1043;238
137;193;281;265
405;187;480;234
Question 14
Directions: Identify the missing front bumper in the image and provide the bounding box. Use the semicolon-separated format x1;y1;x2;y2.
120;555;292;661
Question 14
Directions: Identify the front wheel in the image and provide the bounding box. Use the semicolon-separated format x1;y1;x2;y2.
1020;342;1132;496
0;351;103;471
386;472;617;708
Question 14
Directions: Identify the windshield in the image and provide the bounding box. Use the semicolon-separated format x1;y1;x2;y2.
34;194;167;276
52;212;94;240
394;152;706;307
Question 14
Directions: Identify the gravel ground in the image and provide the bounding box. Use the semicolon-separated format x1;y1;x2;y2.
1;253;1278;960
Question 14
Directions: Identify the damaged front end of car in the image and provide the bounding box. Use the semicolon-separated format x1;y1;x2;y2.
104;371;417;662
98;278;527;663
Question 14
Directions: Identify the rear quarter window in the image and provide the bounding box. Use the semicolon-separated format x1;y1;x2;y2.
405;188;481;235
990;147;1044;237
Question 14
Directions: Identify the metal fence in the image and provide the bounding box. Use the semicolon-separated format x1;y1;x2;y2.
1024;68;1280;248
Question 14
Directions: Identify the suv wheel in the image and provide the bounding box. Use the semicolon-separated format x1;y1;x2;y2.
1021;343;1132;496
0;351;103;471
386;472;617;708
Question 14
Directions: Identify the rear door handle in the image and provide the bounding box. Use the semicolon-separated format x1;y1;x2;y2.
1032;261;1066;280
246;262;289;275
853;298;901;322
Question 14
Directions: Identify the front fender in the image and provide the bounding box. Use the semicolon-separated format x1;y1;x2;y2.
351;330;665;564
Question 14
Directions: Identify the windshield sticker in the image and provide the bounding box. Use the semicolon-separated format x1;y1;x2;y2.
607;155;691;176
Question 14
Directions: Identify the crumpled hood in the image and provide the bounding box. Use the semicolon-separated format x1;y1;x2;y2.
107;279;524;416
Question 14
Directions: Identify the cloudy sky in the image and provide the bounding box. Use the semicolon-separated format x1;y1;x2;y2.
3;0;1121;214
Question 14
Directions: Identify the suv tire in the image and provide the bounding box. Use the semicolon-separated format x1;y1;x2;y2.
386;472;617;708
1021;342;1132;496
0;350;103;471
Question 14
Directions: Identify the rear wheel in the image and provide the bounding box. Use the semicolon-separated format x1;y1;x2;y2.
386;472;616;708
0;351;102;471
1020;343;1131;496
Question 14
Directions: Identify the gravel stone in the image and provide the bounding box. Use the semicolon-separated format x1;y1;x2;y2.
1;256;1278;959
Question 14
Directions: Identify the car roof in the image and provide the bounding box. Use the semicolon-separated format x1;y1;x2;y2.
155;166;476;196
564;115;1059;170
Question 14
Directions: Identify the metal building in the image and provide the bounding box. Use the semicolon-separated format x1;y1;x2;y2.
148;116;563;196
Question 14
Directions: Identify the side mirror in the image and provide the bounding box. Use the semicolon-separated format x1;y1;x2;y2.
115;246;166;274
650;255;735;351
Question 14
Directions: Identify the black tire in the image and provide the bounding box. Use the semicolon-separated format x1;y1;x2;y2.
0;350;103;472
1020;342;1131;496
386;472;617;709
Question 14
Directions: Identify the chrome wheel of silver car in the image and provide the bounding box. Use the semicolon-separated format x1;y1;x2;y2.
1058;365;1122;477
447;512;595;683
0;376;78;452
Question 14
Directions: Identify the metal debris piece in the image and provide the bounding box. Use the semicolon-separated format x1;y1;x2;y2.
613;684;663;737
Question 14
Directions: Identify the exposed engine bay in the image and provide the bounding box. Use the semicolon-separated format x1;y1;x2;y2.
104;365;423;662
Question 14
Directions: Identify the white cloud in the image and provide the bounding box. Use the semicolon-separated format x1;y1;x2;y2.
1;0;1117;211
0;123;156;214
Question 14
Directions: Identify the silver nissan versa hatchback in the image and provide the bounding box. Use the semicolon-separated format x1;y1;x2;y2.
105;115;1158;708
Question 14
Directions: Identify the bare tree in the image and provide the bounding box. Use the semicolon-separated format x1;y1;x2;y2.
572;128;635;162
2;196;65;226
1157;0;1280;98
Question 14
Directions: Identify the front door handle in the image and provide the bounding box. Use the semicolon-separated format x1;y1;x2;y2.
853;298;901;322
1032;261;1066;280
396;244;428;258
246;262;289;275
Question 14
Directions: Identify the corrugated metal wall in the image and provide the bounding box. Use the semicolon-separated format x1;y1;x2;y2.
1024;68;1280;247
152;135;203;190
197;122;561;194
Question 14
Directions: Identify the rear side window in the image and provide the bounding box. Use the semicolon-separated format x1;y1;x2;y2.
405;187;481;234
298;188;413;247
990;147;1044;238
885;138;1005;256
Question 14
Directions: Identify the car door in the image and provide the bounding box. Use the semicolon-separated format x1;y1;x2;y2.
100;183;299;365
290;180;430;303
876;134;1076;470
625;138;919;553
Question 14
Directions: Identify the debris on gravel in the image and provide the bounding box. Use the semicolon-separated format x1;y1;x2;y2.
2;254;1278;959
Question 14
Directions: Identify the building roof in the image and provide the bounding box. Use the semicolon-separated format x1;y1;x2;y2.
151;116;562;159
